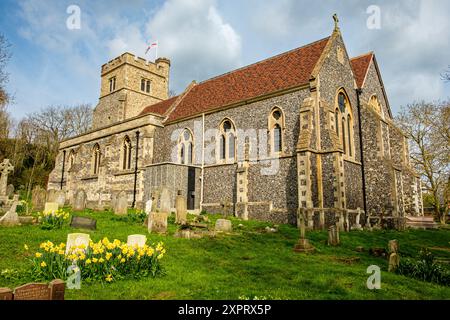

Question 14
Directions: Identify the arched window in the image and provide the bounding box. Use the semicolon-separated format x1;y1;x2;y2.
122;136;132;170
219;119;236;162
178;129;193;164
347;115;352;157
268;108;284;155
335;90;354;158
92;144;101;175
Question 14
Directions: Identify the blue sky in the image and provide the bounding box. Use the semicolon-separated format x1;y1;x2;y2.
1;0;449;120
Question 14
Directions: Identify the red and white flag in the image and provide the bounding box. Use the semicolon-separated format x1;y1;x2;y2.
145;40;158;55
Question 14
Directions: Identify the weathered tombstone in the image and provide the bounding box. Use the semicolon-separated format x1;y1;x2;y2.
388;253;400;272
0;195;20;226
46;189;56;203
65;233;90;254
151;191;160;212
388;239;399;254
127;234;147;247
114;191;128;215
353;208;363;230
0;159;14;198
175;190;187;224
70;216;96;230
110;192;118;210
73;190;87;211
293;209;315;253
6;184;14;198
159;188;171;213
55;190;66;208
1;279;65;300
147;212;168;234
32;186;46;211
214;219;232;232
145;199;153;215
44;202;59;214
328;225;340;246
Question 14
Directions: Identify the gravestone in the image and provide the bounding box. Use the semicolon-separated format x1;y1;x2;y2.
46;189;56;203
293;209;315;253
44;202;59;214
148;212;168;234
328;225;340;246
353;208;363;230
110;192;118;210
159;188;171;213
32;186;46;211
114;191;128;215
175;191;187;224
6;184;14;198
0;195;20;226
388;239;400;272
0;279;65;300
145;199;153;215
388;253;400;272
70;216;96;230
127;234;147;247
214;219;232;232
65;233;90;254
73;190;87;211
55;190;66;208
151;191;160;212
0;159;14;199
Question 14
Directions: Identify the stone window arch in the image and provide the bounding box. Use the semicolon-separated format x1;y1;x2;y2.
335;89;355;158
268;107;285;155
218;118;236;163
368;95;384;119
92;143;101;175
68;149;76;170
178;129;194;165
122;136;132;170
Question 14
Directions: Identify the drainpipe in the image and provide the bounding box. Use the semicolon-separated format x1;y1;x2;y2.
356;88;367;216
60;150;66;190
132;130;140;208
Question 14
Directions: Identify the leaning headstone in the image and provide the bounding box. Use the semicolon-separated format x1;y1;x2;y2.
44;202;59;214
0;195;20;226
55;190;66;208
32;186;46;211
328;225;340;246
73;190;87;211
70;216;96;230
159;188;171;213
6;184;14;198
127;234;147;247
114;191;128;215
65;233;90;254
214;219;232;232
175;191;187;224
388;239;399;254
147;212;168;234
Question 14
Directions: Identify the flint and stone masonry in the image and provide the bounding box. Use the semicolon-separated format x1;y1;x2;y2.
48;23;422;229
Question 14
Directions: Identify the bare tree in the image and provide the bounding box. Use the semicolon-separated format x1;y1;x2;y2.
0;105;11;138
442;66;450;82
0;33;11;107
396;100;450;223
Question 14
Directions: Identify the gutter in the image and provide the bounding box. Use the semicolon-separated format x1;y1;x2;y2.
356;88;368;215
60;150;66;190
132;130;140;208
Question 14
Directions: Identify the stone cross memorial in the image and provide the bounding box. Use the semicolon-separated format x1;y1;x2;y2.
0;159;14;199
0;195;20;226
293;210;315;253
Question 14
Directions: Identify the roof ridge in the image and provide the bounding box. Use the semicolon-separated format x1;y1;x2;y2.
350;51;374;61
196;36;331;86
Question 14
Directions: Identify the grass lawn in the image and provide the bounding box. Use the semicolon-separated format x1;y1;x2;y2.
0;209;449;300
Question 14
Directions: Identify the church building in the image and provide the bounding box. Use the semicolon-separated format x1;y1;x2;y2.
48;20;423;229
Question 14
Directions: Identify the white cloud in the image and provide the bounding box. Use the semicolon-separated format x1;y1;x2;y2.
145;0;242;92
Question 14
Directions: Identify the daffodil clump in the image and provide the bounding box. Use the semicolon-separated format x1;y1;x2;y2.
37;209;70;230
31;238;166;283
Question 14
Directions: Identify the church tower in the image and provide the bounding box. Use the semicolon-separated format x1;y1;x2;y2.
92;53;170;129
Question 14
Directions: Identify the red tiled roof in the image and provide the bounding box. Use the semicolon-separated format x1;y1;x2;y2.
350;52;373;88
140;37;330;122
139;95;178;116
